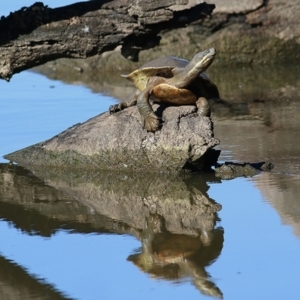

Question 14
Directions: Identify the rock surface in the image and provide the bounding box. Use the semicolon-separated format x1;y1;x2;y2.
215;161;274;179
199;0;300;65
5;105;219;173
207;0;264;14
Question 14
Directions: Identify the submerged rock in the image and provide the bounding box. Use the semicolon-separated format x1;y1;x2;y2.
215;161;274;179
5;105;220;173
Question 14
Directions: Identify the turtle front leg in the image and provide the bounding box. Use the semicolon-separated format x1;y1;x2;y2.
196;97;211;117
137;88;159;132
109;90;139;114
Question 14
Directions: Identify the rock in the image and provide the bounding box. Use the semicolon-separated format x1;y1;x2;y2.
246;0;300;43
201;0;300;65
215;161;274;179
4;105;220;173
207;0;263;14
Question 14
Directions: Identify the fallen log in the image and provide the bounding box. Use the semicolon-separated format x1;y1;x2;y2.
0;0;215;81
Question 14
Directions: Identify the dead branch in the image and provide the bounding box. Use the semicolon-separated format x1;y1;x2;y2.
0;0;215;81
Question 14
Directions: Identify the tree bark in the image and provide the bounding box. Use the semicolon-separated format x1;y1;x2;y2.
0;0;215;81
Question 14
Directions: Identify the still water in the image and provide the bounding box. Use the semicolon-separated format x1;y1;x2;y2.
1;69;300;300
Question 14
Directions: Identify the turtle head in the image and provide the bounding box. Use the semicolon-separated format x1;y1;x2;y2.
174;48;216;88
191;47;216;70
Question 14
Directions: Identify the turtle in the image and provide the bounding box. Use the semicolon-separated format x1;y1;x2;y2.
109;47;219;132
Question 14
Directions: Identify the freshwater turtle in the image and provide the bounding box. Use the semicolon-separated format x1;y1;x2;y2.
109;47;219;132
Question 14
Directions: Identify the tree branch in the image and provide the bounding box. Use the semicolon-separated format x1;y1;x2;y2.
0;0;215;81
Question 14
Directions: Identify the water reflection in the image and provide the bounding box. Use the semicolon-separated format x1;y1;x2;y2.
253;173;300;239
34;56;300;106
128;218;224;299
0;255;71;300
215;119;300;175
0;163;223;299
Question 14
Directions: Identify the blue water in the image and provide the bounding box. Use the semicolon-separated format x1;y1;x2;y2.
0;71;116;162
208;177;300;300
0;172;299;300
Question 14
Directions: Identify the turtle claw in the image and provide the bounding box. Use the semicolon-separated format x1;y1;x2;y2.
143;114;160;132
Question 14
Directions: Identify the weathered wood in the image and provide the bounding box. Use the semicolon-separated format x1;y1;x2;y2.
0;0;215;81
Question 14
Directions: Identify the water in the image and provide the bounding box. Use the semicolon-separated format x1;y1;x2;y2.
1;69;300;299
0;71;116;161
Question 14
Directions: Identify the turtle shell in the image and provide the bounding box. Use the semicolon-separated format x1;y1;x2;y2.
122;56;219;100
122;56;189;91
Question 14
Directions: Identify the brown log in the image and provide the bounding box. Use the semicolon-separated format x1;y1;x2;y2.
0;1;215;81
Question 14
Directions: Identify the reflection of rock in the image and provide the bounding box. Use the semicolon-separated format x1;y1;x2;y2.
5;105;219;173
253;173;300;239
0;164;222;236
211;67;300;126
0;163;224;298
209;66;300;105
20;165;222;237
0;163;129;236
214;120;300;175
33;53;300;106
0;162;223;237
0;255;70;300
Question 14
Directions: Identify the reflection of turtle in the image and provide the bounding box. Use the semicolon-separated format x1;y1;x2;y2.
127;227;224;299
109;48;219;132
